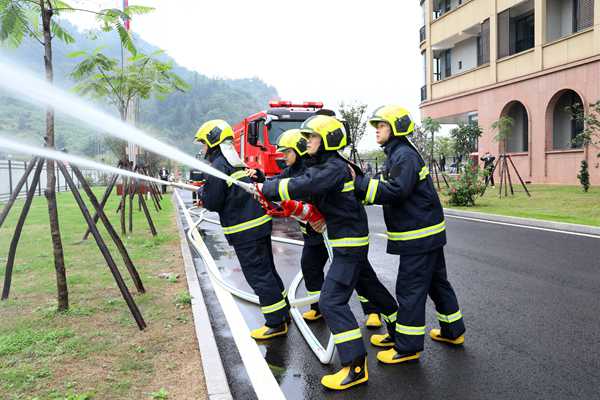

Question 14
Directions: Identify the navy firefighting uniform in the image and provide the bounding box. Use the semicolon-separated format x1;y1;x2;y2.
262;152;398;365
355;137;465;354
201;148;289;327
267;159;379;314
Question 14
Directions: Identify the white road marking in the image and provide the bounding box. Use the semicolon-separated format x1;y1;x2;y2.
445;214;600;239
370;205;600;239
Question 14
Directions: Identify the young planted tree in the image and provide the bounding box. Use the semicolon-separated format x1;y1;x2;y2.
70;49;189;160
491;116;514;154
568;100;600;157
421;116;441;164
339;101;368;163
409;124;429;156
0;0;151;311
434;136;454;171
490;115;530;197
450;121;482;171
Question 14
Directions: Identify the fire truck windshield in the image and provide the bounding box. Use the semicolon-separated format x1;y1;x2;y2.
267;120;303;145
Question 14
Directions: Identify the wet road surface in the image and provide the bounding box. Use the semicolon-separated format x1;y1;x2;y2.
178;191;600;399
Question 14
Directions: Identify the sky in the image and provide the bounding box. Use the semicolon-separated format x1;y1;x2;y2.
67;0;426;150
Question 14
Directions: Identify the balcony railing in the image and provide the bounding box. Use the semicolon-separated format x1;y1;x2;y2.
419;25;426;42
420;85;427;101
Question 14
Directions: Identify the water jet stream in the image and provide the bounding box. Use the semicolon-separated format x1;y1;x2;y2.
0;136;199;191
0;59;253;193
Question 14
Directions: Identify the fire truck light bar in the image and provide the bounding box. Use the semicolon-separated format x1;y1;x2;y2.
269;101;324;109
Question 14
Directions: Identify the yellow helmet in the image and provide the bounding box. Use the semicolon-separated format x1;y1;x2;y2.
369;105;414;136
300;115;347;151
194;119;234;148
276;129;308;156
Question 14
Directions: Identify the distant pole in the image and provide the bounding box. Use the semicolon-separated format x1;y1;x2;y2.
122;0;138;168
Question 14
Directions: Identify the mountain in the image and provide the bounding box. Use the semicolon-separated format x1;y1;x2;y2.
0;20;278;161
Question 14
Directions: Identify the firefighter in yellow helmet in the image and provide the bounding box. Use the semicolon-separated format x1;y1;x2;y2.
195;119;290;340
354;105;465;364
258;129;383;325
257;115;398;390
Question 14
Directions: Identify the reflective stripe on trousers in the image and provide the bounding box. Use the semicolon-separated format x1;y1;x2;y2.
387;220;446;241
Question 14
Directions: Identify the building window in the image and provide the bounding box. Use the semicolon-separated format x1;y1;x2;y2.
514;12;535;53
498;0;535;59
444;50;452;78
504;102;529;153
547;0;594;42
552;90;584;150
433;50;452;81
477;19;490;65
421;51;427;101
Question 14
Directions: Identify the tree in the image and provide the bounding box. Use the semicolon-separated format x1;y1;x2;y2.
0;0;152;312
409;124;429;156
421;116;441;164
491;116;514;153
70;49;189;159
450;121;482;166
568;100;600;158
434;136;454;162
577;160;590;192
339;101;368;163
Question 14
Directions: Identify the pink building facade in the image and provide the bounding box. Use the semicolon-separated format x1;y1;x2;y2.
421;57;600;185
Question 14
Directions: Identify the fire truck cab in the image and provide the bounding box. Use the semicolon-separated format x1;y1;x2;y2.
232;101;327;177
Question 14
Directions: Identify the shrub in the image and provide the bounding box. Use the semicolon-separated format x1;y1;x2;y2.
445;161;486;206
577;160;590;192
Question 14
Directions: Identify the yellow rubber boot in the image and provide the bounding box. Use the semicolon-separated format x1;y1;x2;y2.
377;348;420;364
302;309;323;321
321;356;368;390
429;329;465;345
365;313;382;329
250;324;287;340
370;333;395;348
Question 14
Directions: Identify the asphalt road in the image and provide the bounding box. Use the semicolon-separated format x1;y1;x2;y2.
180;191;600;400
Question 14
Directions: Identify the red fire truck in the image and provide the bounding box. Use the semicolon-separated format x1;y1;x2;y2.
232;101;328;176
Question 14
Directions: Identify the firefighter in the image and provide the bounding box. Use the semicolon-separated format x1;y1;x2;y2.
354;105;466;365
195;119;289;340
257;115;398;391
251;129;383;326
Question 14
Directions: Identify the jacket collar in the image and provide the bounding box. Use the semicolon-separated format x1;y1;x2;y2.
382;137;402;156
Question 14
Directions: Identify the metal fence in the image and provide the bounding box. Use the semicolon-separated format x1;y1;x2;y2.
0;159;107;203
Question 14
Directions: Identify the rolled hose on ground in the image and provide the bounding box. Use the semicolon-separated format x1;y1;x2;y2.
182;200;336;364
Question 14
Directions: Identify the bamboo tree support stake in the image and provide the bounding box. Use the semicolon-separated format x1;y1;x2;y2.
69;164;146;294
507;155;531;197
119;176;128;236
58;163;146;330
0;157;39;229
82;173;119;240
2;160;44;300
128;178;134;233
138;185;157;237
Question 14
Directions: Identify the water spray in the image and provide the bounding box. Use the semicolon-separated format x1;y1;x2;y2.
0;136;198;192
0;59;255;194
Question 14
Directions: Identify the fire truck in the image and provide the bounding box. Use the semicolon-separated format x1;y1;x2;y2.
232;101;330;176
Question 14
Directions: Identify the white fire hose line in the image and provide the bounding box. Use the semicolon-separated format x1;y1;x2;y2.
184;201;336;364
175;191;285;400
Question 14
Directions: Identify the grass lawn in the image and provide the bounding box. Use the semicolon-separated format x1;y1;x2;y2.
0;188;206;400
439;184;600;227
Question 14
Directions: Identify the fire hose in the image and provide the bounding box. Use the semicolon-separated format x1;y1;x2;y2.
176;192;336;364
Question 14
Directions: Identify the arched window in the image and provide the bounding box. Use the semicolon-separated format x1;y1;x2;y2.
551;90;584;150
503;102;529;153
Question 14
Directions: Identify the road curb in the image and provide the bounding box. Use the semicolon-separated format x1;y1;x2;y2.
444;207;600;236
174;197;233;400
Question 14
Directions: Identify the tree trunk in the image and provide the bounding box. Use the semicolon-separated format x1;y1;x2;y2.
41;1;68;312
